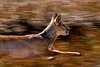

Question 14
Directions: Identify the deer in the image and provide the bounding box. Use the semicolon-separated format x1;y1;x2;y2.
0;13;81;60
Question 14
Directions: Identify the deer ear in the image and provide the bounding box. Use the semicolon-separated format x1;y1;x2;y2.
51;13;58;22
54;14;61;23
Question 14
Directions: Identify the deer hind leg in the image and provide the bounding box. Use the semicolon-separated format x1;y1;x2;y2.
42;56;55;60
48;48;81;56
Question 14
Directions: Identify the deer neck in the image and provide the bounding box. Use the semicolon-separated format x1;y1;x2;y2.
40;22;58;45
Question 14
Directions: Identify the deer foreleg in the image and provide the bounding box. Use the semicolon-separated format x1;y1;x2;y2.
49;48;81;56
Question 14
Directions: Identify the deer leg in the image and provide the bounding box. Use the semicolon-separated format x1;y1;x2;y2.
42;56;55;60
41;49;60;60
48;48;81;56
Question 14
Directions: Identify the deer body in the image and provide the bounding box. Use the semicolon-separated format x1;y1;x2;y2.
0;35;47;58
0;13;81;60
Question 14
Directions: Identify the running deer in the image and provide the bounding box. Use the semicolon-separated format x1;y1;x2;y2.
0;13;81;60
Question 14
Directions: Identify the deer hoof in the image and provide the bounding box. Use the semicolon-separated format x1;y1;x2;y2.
74;52;82;56
78;53;82;56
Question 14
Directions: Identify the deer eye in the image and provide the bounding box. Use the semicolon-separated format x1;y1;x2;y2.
58;22;62;26
62;25;66;27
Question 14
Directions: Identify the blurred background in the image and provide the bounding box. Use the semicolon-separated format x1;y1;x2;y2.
0;0;100;67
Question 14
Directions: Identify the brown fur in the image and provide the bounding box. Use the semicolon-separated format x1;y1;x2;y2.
0;13;81;60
